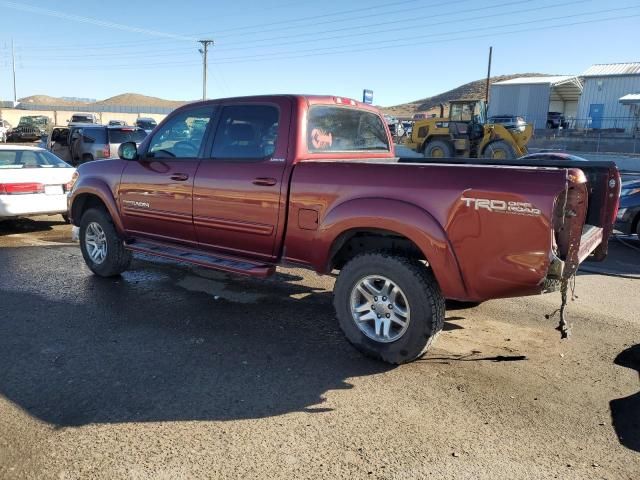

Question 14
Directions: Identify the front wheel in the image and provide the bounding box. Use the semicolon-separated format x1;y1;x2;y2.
482;140;517;160
79;207;132;277
333;252;445;364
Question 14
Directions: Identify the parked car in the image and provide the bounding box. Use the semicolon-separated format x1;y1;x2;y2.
135;117;157;134
615;176;640;237
108;120;127;126
489;115;527;133
0;145;75;221
67;95;620;364
7;115;52;142
546;112;566;129
0;119;11;143
47;125;147;166
69;113;99;124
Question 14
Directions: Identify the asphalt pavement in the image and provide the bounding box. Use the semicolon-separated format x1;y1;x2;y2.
0;217;639;479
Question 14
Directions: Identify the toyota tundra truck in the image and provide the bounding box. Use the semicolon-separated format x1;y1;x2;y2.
67;95;620;364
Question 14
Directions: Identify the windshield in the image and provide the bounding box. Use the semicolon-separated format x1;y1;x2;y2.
307;106;389;152
0;149;71;168
137;119;157;129
18;117;48;127
108;128;147;144
72;115;93;122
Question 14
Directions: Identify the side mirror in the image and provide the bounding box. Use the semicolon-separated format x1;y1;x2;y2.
118;142;138;161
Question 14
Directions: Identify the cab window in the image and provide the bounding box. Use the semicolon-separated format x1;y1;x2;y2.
147;107;214;159
210;105;279;161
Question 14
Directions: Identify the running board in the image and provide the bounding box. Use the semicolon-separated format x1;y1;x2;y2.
125;240;275;278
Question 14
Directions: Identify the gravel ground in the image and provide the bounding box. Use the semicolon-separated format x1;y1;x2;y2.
0;217;638;480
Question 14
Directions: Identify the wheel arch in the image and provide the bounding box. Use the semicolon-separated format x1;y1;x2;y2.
317;197;468;300
69;179;123;234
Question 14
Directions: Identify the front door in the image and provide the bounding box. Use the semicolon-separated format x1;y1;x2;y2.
589;104;604;129
118;105;216;246
193;100;291;261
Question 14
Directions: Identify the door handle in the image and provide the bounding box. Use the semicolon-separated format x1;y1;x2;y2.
252;177;277;186
170;173;189;181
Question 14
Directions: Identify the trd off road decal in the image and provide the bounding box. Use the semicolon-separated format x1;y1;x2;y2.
123;200;150;209
461;197;541;216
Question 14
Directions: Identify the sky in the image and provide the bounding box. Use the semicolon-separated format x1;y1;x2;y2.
0;0;639;107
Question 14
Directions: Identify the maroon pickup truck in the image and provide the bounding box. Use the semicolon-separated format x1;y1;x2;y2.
68;95;620;364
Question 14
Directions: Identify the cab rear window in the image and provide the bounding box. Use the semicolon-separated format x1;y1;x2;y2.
307;106;389;153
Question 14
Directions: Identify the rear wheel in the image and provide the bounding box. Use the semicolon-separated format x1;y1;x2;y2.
333;252;445;364
79;207;131;277
423;139;453;159
482;140;517;160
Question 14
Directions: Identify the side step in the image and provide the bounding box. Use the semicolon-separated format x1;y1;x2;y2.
125;240;275;278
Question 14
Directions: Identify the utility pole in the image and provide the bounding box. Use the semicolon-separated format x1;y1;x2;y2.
198;40;214;100
11;39;17;106
485;46;493;105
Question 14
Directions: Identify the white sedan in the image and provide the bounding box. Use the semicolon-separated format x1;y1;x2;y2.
0;145;75;220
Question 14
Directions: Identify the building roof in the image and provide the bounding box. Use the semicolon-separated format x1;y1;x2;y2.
582;63;640;77
492;76;583;101
493;75;580;86
619;93;640;105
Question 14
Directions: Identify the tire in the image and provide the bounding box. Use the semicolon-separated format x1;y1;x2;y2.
79;207;132;277
61;213;70;224
423;139;453;159
482;140;517;160
333;252;445;364
82;154;94;164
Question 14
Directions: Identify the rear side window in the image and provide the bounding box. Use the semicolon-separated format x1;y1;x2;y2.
0;150;70;168
108;128;147;144
82;128;107;144
307;106;389;153
210;105;279;161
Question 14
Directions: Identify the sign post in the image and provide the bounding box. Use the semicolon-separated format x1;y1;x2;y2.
362;89;373;105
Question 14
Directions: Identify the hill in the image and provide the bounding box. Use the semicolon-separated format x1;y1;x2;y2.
18;93;188;108
95;93;187;108
381;73;550;118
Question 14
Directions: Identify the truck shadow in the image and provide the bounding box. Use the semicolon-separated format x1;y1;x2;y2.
610;344;640;453
0;247;392;427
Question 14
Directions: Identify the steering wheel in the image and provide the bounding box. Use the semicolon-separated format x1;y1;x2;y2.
173;141;198;157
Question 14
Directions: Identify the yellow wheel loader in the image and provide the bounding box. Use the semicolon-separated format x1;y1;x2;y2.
404;100;532;160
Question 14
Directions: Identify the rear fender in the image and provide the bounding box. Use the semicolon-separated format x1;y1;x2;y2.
69;178;123;234
315;198;468;300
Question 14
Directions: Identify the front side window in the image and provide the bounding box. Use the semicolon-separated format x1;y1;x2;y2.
307;106;389;153
147;107;214;159
210;105;279;161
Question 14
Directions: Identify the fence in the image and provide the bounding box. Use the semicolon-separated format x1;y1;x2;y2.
15;102;178;115
546;117;640;135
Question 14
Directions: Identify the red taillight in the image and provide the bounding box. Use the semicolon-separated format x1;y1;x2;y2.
103;144;111;158
0;182;45;194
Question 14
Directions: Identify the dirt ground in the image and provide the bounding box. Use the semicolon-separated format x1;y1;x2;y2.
0;217;638;480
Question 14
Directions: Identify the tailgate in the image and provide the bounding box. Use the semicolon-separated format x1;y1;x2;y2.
551;164;620;279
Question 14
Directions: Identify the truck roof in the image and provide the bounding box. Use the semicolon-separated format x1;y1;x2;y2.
175;94;381;114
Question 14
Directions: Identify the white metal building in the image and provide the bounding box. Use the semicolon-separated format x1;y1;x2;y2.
488;76;583;129
576;62;640;131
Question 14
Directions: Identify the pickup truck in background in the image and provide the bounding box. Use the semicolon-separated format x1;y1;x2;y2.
67;95;620;364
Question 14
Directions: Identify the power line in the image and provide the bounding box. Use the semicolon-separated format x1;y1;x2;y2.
16;11;640;70
15;0;588;61
0;1;196;42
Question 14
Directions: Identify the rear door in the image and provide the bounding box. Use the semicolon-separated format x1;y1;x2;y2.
193;99;291;261
118;105;216;246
